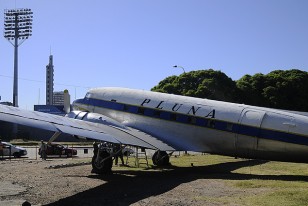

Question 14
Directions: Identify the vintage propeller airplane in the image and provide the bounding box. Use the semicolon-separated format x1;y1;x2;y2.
1;87;308;174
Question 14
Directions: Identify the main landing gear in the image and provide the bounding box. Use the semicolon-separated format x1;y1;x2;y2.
91;142;128;174
91;142;113;174
152;150;171;166
91;143;171;174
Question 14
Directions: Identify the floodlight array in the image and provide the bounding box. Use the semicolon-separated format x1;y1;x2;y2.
4;8;33;40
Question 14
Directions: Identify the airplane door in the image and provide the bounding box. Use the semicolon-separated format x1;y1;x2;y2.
235;109;265;158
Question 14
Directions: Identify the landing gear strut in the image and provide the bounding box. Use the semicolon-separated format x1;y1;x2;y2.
91;143;113;174
152;150;170;166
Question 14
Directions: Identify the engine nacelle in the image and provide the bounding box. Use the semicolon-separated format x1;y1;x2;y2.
66;111;126;129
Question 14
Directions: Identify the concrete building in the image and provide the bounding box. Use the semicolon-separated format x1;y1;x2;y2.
52;91;64;106
34;54;71;116
53;90;70;106
46;55;54;105
35;90;70;115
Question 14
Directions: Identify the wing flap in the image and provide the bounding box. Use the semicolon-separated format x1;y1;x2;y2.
55;125;119;144
125;127;175;151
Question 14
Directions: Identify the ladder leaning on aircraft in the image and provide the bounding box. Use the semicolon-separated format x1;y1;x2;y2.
1;87;308;174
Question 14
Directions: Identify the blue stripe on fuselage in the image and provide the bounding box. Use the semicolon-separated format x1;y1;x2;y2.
74;98;308;146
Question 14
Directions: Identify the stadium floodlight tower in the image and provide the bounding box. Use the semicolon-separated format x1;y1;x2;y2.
4;8;33;107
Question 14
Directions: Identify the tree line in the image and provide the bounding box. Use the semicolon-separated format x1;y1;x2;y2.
151;69;308;112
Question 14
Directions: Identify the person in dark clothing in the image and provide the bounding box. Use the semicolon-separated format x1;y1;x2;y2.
93;141;99;157
0;139;3;158
114;144;124;166
40;140;47;160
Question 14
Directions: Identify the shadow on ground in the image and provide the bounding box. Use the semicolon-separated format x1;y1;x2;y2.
47;159;308;206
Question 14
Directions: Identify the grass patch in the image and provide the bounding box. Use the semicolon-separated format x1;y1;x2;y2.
115;154;308;206
244;190;308;206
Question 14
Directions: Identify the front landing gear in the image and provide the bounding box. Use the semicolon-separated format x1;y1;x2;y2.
152;150;170;166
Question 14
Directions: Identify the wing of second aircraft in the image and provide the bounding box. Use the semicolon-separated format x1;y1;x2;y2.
0;105;174;151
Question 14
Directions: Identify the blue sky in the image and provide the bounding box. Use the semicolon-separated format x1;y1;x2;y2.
1;0;308;109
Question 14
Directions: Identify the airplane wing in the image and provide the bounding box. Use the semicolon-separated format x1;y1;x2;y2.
276;109;308;117
0;105;175;151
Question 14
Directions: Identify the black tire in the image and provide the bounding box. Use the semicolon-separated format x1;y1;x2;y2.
67;152;72;158
91;151;113;174
13;152;20;158
152;151;170;166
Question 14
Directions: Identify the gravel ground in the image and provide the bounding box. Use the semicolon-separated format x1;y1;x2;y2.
0;157;263;206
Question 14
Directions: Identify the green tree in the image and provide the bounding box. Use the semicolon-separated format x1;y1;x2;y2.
237;69;308;111
152;68;308;112
236;73;266;106
151;69;239;102
263;69;308;111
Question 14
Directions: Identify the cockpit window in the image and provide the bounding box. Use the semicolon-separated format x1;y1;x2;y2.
85;92;91;99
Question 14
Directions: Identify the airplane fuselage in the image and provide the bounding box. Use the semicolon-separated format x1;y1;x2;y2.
73;87;308;163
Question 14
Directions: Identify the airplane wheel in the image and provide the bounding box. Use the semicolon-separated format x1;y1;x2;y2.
152;151;170;166
91;151;112;174
13;152;21;158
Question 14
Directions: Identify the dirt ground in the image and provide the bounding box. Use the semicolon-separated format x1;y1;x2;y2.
0;156;263;206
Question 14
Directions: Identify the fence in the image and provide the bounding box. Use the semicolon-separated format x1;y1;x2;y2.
0;145;94;160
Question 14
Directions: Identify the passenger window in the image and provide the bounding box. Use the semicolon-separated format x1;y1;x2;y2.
124;105;130;111
138;107;145;114
189;117;197;124
154;110;160;117
226;123;233;131
170;113;176;121
207;120;215;128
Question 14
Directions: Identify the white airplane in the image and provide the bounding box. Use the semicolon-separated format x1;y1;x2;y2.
1;87;308;174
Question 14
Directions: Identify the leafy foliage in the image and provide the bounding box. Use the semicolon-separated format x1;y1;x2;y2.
237;69;308;111
151;69;239;102
152;69;308;111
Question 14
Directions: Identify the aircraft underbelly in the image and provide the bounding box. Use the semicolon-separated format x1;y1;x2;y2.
256;138;308;162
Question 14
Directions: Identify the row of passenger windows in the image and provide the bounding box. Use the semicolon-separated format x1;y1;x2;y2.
96;99;234;132
120;103;233;130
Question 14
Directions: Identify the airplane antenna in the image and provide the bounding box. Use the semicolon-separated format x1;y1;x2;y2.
38;88;40;105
